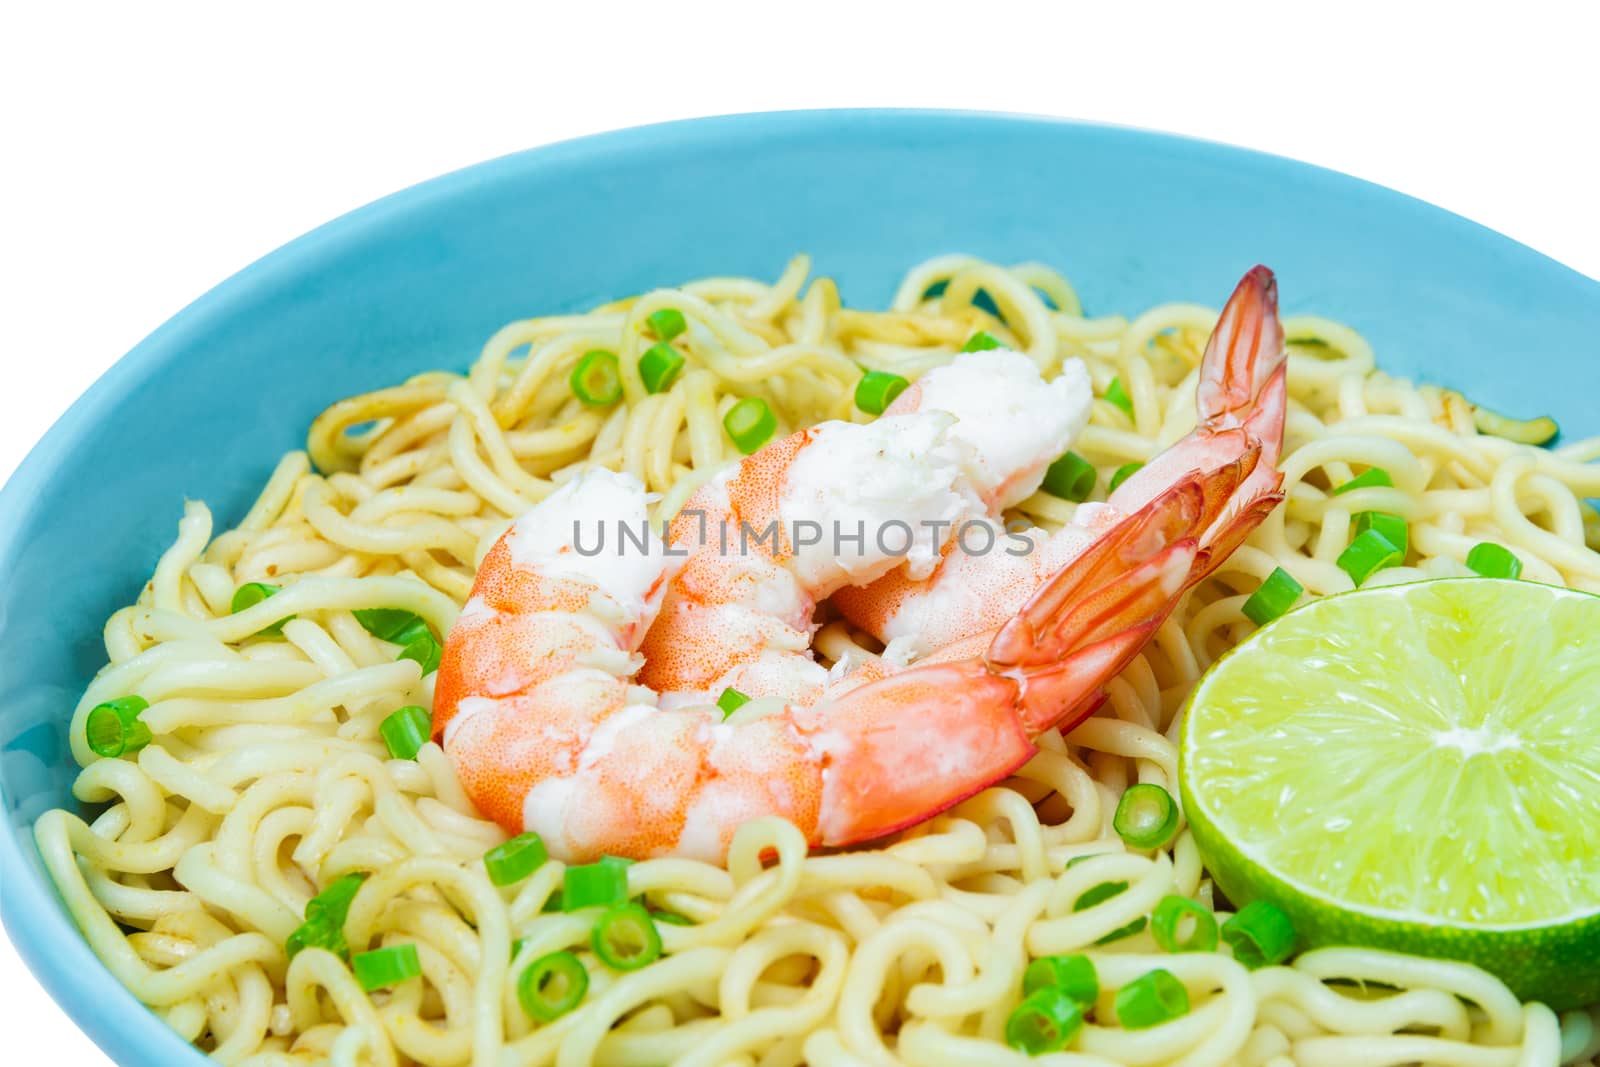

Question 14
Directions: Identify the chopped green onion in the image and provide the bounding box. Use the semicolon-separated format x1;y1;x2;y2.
570;350;623;407
1466;542;1523;580
380;705;432;760
1332;467;1393;495
485;833;549;887
1222;900;1297;969
591;902;663;971
639;342;686;394
353;608;420;642
1042;452;1096;502
1151;895;1219;954
352;943;422;991
1005;987;1083;1055
563;860;629;911
1108;462;1143;494
1355;511;1409;555
716;687;750;719
651;910;694;926
540;890;564;913
854;370;910;415
599;854;635;872
1073;881;1147;944
646;308;687;342
1074;881;1127;909
512;937;527;957
1241;567;1304;626
518;950;588;1022
85;696;153;759
1022;954;1097;1007
1337;528;1403;586
287;873;368;961
1105;377;1134;417
285;918;346;961
231;582;293;636
1113;783;1180;850
1064;852;1113;870
390;618;442;675
306;872;368;926
1115;968;1190;1029
962;331;1001;353
723;397;777;455
1473;406;1558;445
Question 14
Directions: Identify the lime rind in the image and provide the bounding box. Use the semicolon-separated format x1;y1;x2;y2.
1179;578;1600;1009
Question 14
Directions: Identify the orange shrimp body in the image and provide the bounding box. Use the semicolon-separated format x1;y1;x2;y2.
433;267;1287;863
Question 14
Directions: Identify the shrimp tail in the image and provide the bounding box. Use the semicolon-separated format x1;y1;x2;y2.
985;459;1251;731
993;539;1198;734
1197;264;1286;431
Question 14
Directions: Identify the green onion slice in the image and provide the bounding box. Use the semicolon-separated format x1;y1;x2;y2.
1113;783;1180;850
85;696;153;759
562;860;629;911
1042;452;1096;502
231;582;293;636
485;833;549;887
1072;881;1147;944
285;918;346;961
1337;528;1403;586
1151;895;1219;954
723;397;777;455
651;910;694;926
305;872;368;926
1105;376;1134;417
591;902;663;971
380;705;432;760
518;950;589;1022
639;342;686;394
716;687;750;719
1005;986;1083;1055
646;308;687;342
1021;954;1097;1007
962;331;1001;353
1332;467;1393;495
1466;542;1523;580
854;370;910;415
390;618;443;676
1355;511;1409;555
1241;567;1303;626
570;350;623;407
353;608;421;642
352;943;422;991
1473;405;1558;445
1108;462;1143;494
1221;900;1297;969
1115;968;1190;1029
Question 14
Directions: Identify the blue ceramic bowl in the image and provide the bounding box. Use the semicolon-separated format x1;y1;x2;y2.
2;110;1597;1066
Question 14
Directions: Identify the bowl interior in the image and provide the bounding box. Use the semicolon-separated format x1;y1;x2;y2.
3;110;1597;1067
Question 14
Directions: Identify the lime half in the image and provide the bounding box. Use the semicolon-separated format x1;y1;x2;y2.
1179;578;1600;1008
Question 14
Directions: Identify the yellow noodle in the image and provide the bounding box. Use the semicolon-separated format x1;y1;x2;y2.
35;255;1600;1066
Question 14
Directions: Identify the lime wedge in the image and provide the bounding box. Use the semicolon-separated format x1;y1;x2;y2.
1179;578;1600;1008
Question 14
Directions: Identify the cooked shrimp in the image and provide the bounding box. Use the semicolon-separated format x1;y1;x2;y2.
833;265;1287;660
432;267;1285;862
879;348;1093;510
635;351;1092;707
635;411;972;707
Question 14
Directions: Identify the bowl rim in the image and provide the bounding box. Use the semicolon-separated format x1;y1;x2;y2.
2;107;1596;1067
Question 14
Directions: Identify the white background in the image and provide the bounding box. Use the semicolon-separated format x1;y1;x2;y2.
2;3;1597;1062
